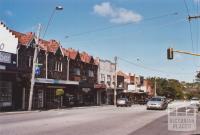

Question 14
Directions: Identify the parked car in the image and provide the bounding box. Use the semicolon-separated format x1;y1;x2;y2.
146;96;168;110
117;98;132;107
190;97;200;111
138;98;149;105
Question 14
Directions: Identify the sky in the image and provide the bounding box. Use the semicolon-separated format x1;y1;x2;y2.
1;0;200;82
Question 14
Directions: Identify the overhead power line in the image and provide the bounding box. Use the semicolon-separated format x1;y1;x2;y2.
118;57;194;75
183;0;199;69
66;12;178;38
184;0;190;16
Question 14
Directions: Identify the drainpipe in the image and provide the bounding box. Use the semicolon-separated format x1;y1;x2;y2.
45;52;48;79
67;57;70;80
22;87;25;110
16;48;19;67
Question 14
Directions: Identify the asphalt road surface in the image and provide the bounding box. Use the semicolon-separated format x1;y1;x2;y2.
0;101;199;135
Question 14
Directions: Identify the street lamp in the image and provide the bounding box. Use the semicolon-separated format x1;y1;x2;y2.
28;24;42;111
28;6;63;111
114;56;117;106
43;6;63;38
154;77;157;96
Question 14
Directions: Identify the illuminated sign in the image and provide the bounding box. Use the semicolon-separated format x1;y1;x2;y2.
0;52;11;63
0;43;4;51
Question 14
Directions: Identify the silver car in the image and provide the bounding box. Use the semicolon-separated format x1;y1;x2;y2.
147;96;168;110
116;98;132;107
190;97;200;111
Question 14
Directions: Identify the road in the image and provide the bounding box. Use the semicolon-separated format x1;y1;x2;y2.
0;101;199;135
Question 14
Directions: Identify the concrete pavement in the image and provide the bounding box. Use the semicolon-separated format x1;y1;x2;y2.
130;112;200;135
0;101;197;135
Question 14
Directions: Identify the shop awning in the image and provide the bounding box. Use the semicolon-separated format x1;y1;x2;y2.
94;84;106;89
35;78;79;85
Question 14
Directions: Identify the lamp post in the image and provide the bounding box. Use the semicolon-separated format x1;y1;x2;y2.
43;6;63;38
28;24;41;111
28;6;63;111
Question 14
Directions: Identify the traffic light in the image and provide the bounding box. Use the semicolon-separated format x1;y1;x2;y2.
167;48;173;60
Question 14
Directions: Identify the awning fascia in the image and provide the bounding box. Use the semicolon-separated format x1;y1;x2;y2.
35;78;79;85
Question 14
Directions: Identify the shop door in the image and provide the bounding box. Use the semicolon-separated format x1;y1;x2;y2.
38;89;44;108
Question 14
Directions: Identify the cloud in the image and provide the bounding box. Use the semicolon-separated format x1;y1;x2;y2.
93;2;142;24
194;0;200;3
5;10;13;16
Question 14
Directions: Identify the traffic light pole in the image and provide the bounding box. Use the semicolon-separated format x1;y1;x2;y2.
114;56;117;106
174;50;200;56
167;15;200;60
188;15;200;21
167;47;200;60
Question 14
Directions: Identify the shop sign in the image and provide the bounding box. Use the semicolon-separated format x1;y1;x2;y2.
0;65;6;70
2;102;12;107
0;51;11;63
82;88;91;93
35;66;41;76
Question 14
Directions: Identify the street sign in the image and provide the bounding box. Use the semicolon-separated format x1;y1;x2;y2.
35;66;41;75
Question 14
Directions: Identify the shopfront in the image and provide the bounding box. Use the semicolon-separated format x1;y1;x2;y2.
79;81;97;106
0;22;19;111
32;78;79;109
0;51;18;111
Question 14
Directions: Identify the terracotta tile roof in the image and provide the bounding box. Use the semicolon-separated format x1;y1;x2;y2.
38;39;59;53
8;28;98;65
11;30;34;46
38;39;49;51
47;40;59;53
80;51;91;63
62;48;69;57
94;58;99;65
67;48;78;60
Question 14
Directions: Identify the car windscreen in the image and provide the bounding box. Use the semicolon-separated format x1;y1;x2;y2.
191;98;199;100
150;98;162;101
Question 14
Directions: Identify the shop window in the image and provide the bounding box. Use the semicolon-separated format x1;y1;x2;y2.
73;68;80;75
28;56;33;67
55;61;62;72
0;81;12;107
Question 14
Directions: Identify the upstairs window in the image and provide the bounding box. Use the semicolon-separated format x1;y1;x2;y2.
101;74;105;83
107;75;111;85
88;70;94;77
55;61;62;72
26;56;33;67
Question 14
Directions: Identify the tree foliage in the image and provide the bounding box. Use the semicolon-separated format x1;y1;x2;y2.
147;77;184;99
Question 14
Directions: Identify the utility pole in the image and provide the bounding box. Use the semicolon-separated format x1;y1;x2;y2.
114;56;117;105
28;24;41;111
154;77;157;96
